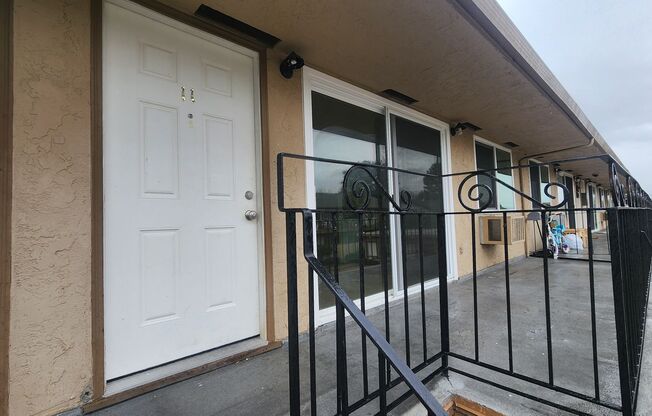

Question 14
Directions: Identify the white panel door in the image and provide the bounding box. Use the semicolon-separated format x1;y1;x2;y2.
103;0;261;379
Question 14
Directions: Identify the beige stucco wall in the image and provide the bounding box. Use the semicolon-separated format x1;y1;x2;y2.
10;1;93;415
7;3;309;414
450;132;527;278
264;49;309;338
5;2;564;415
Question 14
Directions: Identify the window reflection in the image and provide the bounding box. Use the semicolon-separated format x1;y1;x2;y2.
393;116;443;285
312;92;392;309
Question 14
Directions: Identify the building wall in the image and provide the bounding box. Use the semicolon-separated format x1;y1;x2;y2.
5;2;551;415
264;49;309;338
10;1;93;415
451;132;526;278
7;3;310;415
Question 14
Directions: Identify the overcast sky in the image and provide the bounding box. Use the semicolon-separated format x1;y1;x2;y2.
496;0;652;193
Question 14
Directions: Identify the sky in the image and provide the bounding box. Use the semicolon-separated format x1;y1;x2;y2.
496;0;652;193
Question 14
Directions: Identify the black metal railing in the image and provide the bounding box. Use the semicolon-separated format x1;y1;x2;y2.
279;152;651;415
608;208;652;415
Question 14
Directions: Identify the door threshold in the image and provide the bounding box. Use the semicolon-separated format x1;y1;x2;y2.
84;337;281;413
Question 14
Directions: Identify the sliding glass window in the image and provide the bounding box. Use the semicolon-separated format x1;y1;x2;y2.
474;141;515;210
529;161;552;206
312;92;392;309
311;91;447;313
392;115;443;285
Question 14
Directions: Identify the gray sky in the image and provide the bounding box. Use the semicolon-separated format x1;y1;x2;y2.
497;0;652;193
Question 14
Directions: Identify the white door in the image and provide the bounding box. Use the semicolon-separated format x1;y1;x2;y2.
103;0;261;379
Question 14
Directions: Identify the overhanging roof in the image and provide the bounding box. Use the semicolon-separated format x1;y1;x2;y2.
161;0;628;181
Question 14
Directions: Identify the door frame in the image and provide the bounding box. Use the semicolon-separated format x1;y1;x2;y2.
91;0;274;401
587;182;599;231
301;67;457;324
557;171;577;229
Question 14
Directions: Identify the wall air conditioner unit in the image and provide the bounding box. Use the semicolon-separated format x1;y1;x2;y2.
479;215;526;245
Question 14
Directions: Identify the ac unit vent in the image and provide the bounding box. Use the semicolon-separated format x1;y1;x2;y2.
480;215;526;245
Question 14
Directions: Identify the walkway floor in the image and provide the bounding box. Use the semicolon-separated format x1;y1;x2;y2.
90;256;651;415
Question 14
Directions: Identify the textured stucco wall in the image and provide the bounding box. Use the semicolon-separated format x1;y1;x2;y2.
4;2;557;414
10;1;92;415
451;132;526;278
264;49;309;338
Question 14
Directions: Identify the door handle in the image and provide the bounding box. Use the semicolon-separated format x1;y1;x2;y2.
245;210;258;221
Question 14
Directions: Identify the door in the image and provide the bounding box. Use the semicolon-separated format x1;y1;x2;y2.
392;115;443;286
564;176;576;229
588;185;598;230
104;0;261;379
529;162;541;202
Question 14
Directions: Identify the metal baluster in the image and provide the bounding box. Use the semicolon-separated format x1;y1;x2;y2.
437;214;449;376
541;210;554;385
358;212;369;397
380;213;391;384
608;208;633;415
400;214;411;366
418;214;427;363
471;212;479;361
503;211;514;372
378;352;387;414
332;213;349;415
286;212;300;416
308;261;317;416
586;211;600;400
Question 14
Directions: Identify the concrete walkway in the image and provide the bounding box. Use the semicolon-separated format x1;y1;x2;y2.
90;256;651;415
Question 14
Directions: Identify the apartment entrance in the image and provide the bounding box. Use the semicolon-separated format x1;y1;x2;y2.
103;0;263;379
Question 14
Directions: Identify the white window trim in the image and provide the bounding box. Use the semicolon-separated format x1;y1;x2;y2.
527;158;553;205
472;135;516;210
302;67;458;324
556;170;578;204
586;182;601;231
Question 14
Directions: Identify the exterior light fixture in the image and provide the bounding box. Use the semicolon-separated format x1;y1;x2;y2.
280;51;304;79
450;122;481;137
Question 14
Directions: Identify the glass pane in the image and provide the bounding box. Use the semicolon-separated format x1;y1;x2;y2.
475;142;496;208
540;166;551;204
312;92;392;309
393;115;443;286
495;149;515;209
529;162;541;202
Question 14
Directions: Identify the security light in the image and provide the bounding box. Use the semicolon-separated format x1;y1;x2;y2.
280;51;305;79
450;122;481;137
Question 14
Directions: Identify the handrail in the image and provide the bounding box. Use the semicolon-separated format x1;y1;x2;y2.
300;209;447;416
277;152;652;216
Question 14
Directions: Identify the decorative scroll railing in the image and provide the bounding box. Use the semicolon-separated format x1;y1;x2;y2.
278;152;651;416
456;170;570;212
610;160;652;208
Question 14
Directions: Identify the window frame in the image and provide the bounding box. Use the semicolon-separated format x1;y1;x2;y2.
556;171;577;228
302;67;458;324
472;136;517;210
528;158;552;206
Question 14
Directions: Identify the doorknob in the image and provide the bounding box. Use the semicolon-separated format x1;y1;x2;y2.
245;210;258;221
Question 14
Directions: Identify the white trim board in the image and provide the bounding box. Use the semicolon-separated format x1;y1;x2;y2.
472;135;517;211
